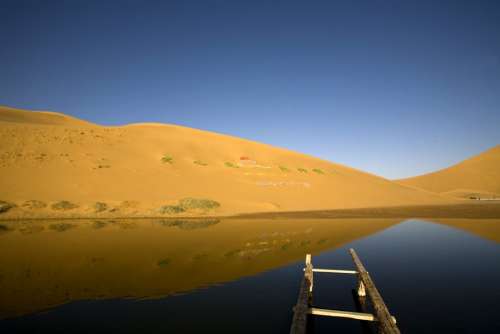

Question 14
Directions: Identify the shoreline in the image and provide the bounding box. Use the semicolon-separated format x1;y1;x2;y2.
2;202;500;221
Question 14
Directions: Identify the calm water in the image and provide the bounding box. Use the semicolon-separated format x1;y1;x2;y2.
0;218;499;333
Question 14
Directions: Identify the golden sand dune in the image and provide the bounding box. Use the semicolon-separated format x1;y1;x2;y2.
397;146;500;199
0;106;452;218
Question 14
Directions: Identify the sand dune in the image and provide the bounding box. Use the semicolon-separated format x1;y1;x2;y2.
0;106;452;218
397;146;500;199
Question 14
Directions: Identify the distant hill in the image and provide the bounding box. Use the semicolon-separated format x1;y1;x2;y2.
397;145;500;199
0;105;451;218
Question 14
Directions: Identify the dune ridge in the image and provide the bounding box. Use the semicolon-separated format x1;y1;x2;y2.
0;105;454;219
397;145;500;199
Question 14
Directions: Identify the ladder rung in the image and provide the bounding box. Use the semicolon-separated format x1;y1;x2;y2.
308;307;375;321
303;268;358;274
308;307;397;323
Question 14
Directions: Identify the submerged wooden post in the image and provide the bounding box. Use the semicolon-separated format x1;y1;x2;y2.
349;248;400;334
290;254;313;334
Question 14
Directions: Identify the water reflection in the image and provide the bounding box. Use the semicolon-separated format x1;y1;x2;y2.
0;218;399;318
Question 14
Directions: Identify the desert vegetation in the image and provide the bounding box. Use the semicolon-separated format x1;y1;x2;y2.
161;155;173;164
22;200;47;209
158;198;220;216
224;162;239;168
179;197;220;210
0;201;15;213
312;168;324;174
93;202;108;213
297;168;308;173
279;166;290;172
159;205;185;214
51;201;79;210
193;160;208;166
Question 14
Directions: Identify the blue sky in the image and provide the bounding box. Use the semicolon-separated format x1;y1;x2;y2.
1;0;499;178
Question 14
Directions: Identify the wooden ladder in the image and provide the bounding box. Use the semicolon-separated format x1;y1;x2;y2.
290;248;401;334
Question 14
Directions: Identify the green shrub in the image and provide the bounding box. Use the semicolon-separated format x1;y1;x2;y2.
93;202;108;213
194;160;208;166
161;155;173;164
22;200;47;209
312;168;324;174
49;223;75;232
179;198;220;210
297;168;308;173
159;205;185;214
0;201;15;213
224;162;238;168
51;201;79;210
279;166;290;172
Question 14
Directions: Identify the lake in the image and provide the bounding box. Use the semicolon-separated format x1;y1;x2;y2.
0;218;499;333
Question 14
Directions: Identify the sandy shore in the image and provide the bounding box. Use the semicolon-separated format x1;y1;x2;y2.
236;202;500;219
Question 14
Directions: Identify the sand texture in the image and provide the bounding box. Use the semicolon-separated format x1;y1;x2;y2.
1;106;455;219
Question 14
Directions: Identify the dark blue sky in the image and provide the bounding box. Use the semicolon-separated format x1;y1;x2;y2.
1;0;499;178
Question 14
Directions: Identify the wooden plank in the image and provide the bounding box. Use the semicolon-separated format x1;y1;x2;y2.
312;268;358;274
290;254;313;334
309;307;375;321
349;248;400;334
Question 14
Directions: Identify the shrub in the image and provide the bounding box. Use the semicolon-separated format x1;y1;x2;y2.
161;155;173;164
49;223;75;232
0;224;9;232
224;162;238;168
194;160;208;166
312;168;324;174
93;202;108;213
159;205;185;214
22;200;47;209
279;166;290;172
297;168;308;173
51;201;79;210
0;201;15;213
179;198;220;210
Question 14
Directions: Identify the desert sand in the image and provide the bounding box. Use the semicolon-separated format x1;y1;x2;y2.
0;105;468;219
397;145;500;199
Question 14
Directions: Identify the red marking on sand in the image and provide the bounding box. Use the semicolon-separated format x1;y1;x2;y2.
240;156;251;160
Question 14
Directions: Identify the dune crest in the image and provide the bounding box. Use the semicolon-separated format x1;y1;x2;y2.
397;146;500;199
0;106;452;218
